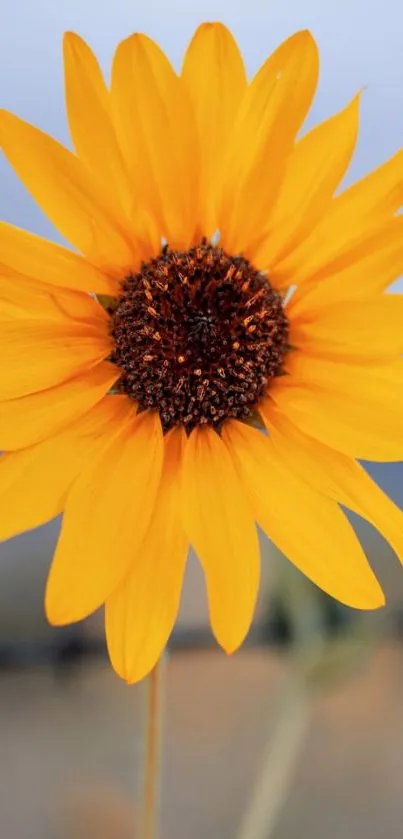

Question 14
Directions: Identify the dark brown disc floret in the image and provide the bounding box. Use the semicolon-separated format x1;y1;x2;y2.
109;241;289;431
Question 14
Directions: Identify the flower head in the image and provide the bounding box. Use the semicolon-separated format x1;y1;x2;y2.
0;23;402;682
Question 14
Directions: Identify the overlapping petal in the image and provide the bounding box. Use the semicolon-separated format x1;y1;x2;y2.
0;271;110;322
261;406;403;565
0;394;132;541
111;33;199;248
223;420;384;609
289;294;403;360
0;110;135;270
218;30;319;254
181;22;247;238
272;144;403;287
253;94;360;269
106;427;188;683
0;362;118;450
287;216;403;307
0;319;111;400
0;222;117;295
181;425;260;652
64;32;132;214
45;410;163;625
272;355;403;461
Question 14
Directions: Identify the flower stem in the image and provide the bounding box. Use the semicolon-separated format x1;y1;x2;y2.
236;667;311;839
143;657;164;839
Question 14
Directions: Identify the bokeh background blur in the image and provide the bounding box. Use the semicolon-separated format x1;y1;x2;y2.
1;1;403;837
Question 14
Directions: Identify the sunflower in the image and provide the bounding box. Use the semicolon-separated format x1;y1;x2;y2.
0;22;402;683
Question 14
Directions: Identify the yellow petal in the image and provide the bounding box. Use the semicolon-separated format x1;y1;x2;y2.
0;362;118;450
0;272;83;321
106;426;188;683
272;355;403;461
38;286;109;324
111;33;199;249
261;405;403;565
0;273;58;321
0;109;134;269
0;319;111;400
0;271;109;324
253;94;360;268
0;222;117;295
63;29;159;265
181;22;247;238
222;420;384;610
218;30;319;254
335;142;403;221
289;294;403;360
45;410;163;625
0;394;132;541
181;425;260;653
272;145;403;287
288;216;403;309
63;32;133;217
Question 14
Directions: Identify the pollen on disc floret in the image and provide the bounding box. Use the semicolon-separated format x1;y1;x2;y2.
109;241;289;431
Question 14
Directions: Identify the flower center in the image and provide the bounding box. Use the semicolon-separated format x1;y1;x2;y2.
109;241;289;431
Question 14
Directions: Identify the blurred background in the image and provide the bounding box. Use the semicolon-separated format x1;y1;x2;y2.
1;0;403;837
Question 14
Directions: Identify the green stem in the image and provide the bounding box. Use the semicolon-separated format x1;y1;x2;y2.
142;657;164;839
237;665;311;839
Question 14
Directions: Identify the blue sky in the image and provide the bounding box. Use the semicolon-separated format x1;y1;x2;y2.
1;0;403;241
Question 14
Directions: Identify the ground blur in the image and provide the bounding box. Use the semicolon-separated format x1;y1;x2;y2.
0;642;402;839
